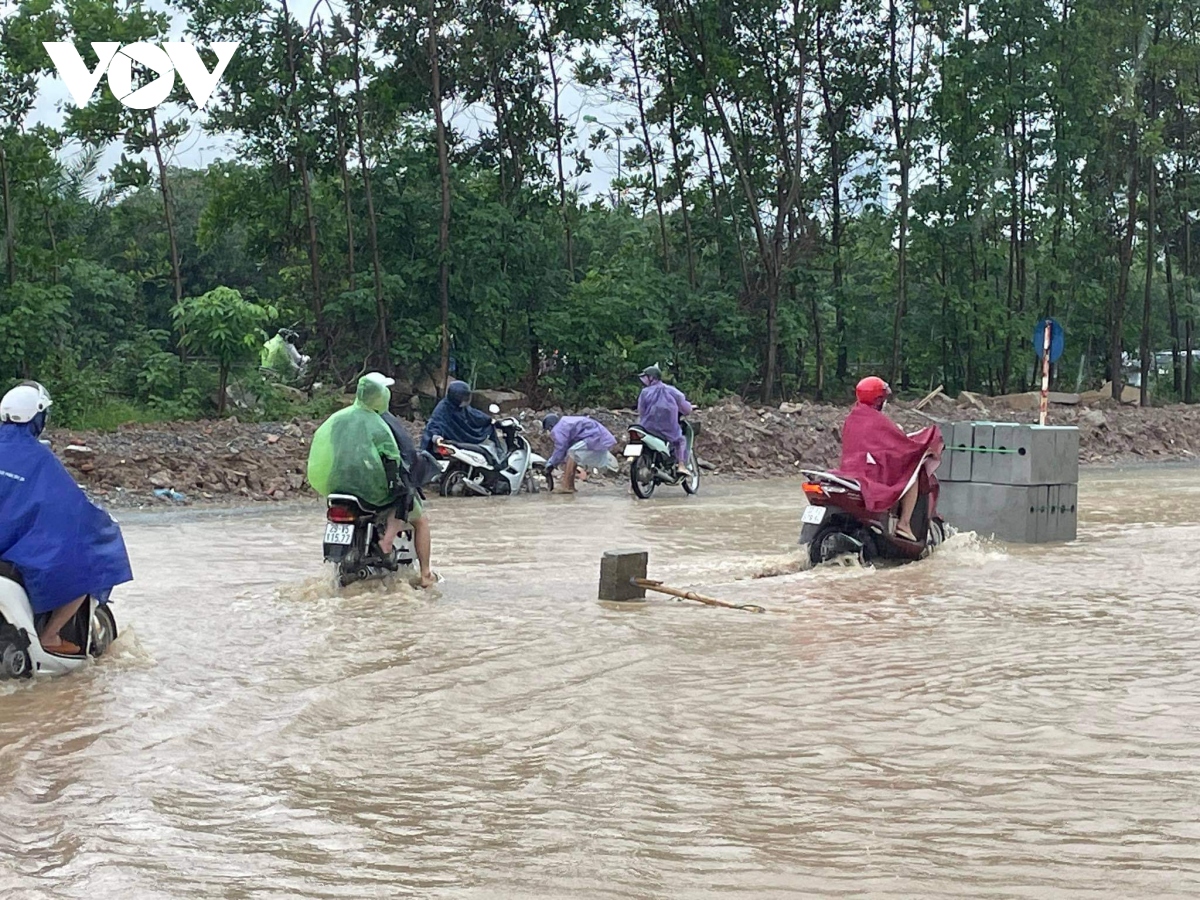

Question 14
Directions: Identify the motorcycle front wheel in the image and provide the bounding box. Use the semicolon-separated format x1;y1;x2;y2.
630;454;657;499
681;450;700;495
89;605;118;658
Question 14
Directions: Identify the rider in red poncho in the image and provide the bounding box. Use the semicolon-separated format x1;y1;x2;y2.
835;376;944;543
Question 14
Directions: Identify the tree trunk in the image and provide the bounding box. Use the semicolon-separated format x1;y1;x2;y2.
217;364;229;416
282;0;323;334
815;12;847;380
0;148;15;288
887;0;915;386
535;2;574;278
352;12;388;371
1112;136;1139;400
149;113;183;309
1140;170;1154;410
663;40;696;287
1167;246;1180;394
627;31;669;269
429;0;453;394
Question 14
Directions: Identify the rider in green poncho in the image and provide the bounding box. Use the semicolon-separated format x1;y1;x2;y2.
261;329;304;379
307;373;435;587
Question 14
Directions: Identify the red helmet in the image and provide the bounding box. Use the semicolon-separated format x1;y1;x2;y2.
855;376;891;408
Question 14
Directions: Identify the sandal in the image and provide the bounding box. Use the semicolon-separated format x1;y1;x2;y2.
42;638;82;656
895;526;918;543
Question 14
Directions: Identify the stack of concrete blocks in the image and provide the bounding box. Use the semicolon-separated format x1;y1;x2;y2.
936;423;1079;543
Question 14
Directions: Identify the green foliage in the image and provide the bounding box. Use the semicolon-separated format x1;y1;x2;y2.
172;287;275;375
0;0;1197;429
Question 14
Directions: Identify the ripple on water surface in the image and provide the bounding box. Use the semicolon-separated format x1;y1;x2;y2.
1;472;1199;898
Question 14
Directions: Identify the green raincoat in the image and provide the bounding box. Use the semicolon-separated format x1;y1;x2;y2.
261;334;294;375
306;375;400;508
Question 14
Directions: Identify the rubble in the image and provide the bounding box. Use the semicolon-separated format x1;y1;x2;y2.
47;394;1200;508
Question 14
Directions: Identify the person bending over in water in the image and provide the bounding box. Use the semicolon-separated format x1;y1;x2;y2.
541;414;619;493
0;381;133;654
308;373;435;588
835;376;943;543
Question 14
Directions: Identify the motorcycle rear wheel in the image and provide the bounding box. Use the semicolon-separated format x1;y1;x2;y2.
440;467;467;497
807;525;874;566
630;455;656;499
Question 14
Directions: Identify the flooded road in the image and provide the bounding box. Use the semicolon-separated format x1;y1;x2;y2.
2;469;1200;898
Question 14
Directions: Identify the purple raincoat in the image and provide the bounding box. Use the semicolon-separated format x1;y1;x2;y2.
546;416;617;468
637;381;693;461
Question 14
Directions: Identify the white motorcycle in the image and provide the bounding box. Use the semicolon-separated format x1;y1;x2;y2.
432;405;552;496
0;566;119;679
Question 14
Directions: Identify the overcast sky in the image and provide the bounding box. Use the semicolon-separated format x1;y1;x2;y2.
15;0;624;201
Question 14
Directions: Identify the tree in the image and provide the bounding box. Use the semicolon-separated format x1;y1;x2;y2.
171;286;274;413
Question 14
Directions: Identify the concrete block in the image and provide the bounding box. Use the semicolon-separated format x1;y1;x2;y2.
1035;485;1052;542
946;422;975;482
938;482;1036;542
1057;429;1080;484
1056;483;1078;541
971;423;996;483
598;550;648;601
989;423;1018;484
993;425;1081;485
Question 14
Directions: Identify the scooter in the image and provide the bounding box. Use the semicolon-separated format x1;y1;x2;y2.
798;453;948;566
624;418;700;499
432;405;551;496
323;495;416;587
0;565;119;679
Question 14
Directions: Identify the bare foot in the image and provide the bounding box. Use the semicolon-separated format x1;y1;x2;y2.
419;571;436;589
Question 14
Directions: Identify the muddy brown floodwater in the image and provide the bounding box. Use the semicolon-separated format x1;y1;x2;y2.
2;469;1200;898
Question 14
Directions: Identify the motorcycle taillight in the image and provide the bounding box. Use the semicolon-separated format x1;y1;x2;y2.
326;506;357;523
435;443;454;457
801;482;826;499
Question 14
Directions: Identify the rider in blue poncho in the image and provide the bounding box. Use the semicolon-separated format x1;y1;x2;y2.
420;380;495;452
0;382;133;655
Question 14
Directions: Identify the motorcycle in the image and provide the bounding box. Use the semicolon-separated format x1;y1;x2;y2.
432;405;552;496
624;418;700;499
323;495;417;587
798;453;948;566
0;564;119;679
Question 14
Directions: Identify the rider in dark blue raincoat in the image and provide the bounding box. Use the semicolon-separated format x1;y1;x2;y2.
420;380;495;452
0;382;133;655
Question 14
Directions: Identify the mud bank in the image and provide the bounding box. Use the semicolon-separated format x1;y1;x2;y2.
49;396;1200;508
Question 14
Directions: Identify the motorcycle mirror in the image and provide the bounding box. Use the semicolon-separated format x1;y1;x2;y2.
488;404;500;415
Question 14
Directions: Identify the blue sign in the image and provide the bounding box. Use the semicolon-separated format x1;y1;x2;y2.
1033;318;1064;364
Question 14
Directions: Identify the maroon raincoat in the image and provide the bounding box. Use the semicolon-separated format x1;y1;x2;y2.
834;404;944;513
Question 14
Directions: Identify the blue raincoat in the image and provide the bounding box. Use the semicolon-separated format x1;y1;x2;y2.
0;422;133;613
420;381;495;451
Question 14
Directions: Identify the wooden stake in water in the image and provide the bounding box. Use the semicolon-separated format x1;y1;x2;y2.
1039;319;1052;426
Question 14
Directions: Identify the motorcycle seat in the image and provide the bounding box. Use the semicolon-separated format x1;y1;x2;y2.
801;470;862;492
328;494;390;514
633;426;676;444
444;441;503;464
0;559;24;588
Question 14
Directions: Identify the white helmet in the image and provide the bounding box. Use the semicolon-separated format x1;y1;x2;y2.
0;381;53;423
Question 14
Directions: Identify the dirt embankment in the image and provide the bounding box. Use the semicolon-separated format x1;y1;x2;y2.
50;395;1200;508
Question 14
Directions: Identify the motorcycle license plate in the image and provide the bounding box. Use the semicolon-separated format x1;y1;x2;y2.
801;505;826;525
623;443;643;458
324;523;354;545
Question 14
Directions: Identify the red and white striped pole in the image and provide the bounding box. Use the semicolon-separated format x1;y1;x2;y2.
1039;320;1052;426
